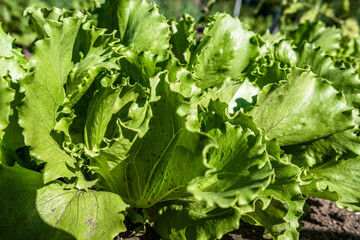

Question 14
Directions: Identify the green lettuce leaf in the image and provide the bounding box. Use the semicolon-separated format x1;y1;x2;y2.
37;183;128;240
188;101;273;208
152;200;241;240
242;161;305;240
199;78;260;114
0;23;27;165
0;22;25;137
97;0;170;54
0;22;27;79
0;22;25;61
2;77;27;155
247;55;287;89
0;77;14;134
251;69;354;146
118;49;163;88
0;164;75;240
84;85;123;152
19;8;85;183
283;118;360;168
169;14;196;65
274;41;360;106
190;14;261;89
301;157;360;212
288;20;341;55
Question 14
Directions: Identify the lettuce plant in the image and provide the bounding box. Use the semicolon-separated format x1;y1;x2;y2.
1;0;360;239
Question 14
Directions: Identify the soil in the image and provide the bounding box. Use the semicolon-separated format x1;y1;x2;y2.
117;197;360;240
299;197;360;240
22;48;32;61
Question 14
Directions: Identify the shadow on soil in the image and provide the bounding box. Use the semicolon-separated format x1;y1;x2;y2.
300;230;360;240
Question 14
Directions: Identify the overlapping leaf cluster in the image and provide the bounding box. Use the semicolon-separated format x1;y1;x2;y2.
1;0;360;239
0;0;104;45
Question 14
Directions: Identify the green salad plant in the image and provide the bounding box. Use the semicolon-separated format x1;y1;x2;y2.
1;0;360;239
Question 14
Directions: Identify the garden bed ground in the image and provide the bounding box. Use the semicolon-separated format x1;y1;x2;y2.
117;197;360;240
